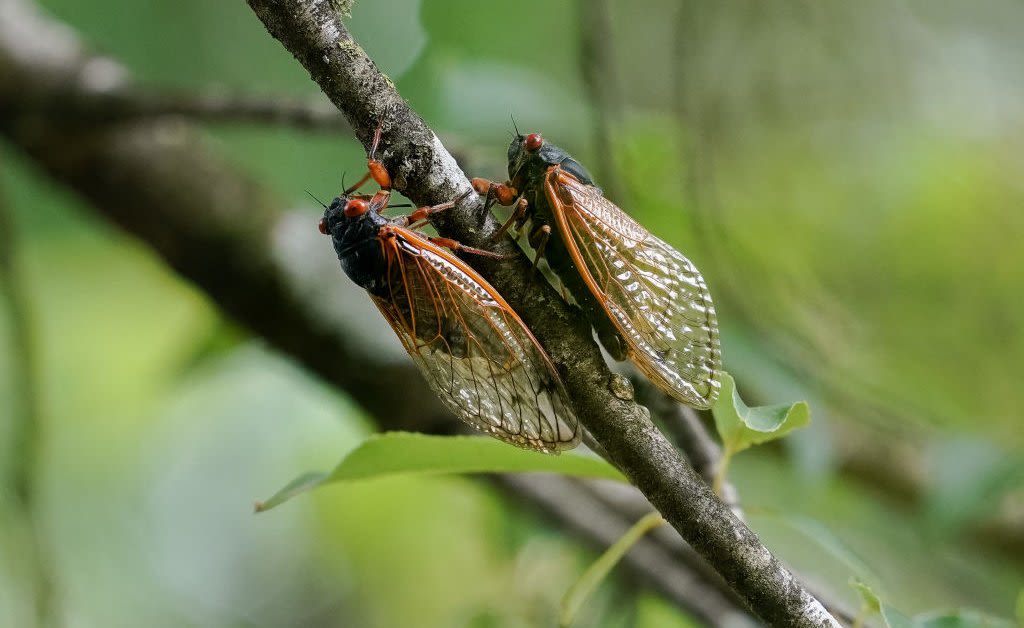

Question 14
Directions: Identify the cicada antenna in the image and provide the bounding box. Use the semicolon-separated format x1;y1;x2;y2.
306;190;329;209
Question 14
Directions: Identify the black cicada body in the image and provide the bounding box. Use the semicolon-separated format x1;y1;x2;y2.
319;137;579;452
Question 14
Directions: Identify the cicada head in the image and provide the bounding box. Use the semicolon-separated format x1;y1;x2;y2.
506;131;597;191
321;194;390;291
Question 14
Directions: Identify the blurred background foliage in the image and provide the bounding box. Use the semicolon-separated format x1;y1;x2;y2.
1;0;1023;626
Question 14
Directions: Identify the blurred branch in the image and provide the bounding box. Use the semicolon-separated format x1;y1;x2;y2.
499;475;753;626
1;0;840;624
577;0;628;205
0;0;447;434
13;85;352;131
0;158;57;627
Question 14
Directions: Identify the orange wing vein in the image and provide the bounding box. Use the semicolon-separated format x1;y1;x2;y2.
544;167;721;408
371;225;580;452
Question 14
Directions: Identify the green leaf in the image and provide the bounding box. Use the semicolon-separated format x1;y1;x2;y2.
256;432;627;512
769;513;877;583
560;512;665;627
710;372;810;493
845;548;1017;628
712;372;811;453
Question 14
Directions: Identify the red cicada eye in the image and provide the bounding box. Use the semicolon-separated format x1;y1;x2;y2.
318;217;329;235
524;133;543;152
344;198;370;218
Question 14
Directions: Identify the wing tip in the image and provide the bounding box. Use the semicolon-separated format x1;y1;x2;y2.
639;362;722;410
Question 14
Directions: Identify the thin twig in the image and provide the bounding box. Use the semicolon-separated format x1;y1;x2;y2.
243;2;839;625
499;475;756;626
0;158;57;627
577;0;629;205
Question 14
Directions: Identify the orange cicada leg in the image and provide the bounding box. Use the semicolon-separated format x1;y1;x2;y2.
490;197;529;244
527;224;552;276
471;177;518;209
345;122;392;194
427;237;512;260
401;190;473;230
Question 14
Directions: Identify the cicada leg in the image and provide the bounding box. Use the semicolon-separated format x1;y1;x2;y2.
368;189;392;214
345;122;392;194
471;177;518;209
491;198;529;243
392;190;514;260
400;189;473;230
428;237;512;260
527;224;552;277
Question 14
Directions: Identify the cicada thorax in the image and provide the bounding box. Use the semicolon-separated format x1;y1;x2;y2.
506;137;629;361
329;203;390;291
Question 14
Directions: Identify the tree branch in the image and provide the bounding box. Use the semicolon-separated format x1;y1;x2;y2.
635;379;744;518
243;2;839;625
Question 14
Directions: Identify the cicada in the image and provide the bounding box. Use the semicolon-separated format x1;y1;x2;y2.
473;131;721;408
318;128;580;452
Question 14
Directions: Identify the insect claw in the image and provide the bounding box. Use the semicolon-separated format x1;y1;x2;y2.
368;190;391;214
491;198;528;243
529;225;551;278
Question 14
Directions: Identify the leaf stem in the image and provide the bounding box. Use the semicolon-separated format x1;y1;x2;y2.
560;512;666;627
0;162;57;627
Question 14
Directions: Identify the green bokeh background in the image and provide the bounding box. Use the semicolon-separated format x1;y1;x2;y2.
2;1;1022;626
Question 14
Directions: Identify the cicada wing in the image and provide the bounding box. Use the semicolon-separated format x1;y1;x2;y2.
545;169;722;408
371;226;580;452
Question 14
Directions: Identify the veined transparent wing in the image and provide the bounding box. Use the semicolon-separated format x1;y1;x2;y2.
371;225;580;452
544;168;721;408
